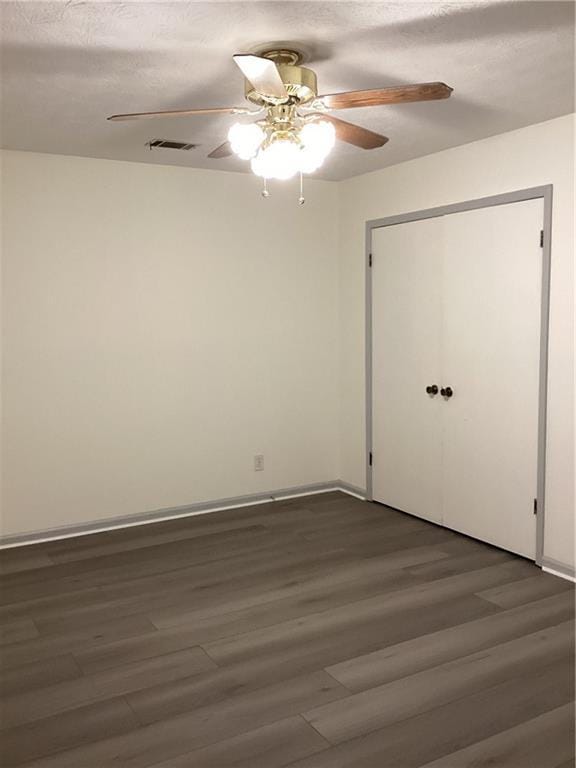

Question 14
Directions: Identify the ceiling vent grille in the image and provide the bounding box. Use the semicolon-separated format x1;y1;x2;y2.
147;139;197;151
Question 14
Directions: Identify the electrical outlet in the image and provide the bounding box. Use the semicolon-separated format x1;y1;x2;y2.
254;454;264;471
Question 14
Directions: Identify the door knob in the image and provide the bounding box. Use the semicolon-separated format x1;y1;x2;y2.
441;386;454;398
426;385;438;395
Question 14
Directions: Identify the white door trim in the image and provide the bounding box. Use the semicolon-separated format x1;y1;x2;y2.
365;185;553;566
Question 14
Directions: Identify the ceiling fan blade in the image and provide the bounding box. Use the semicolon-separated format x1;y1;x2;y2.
318;82;453;110
233;54;288;100
318;115;388;149
107;106;247;122
208;141;233;159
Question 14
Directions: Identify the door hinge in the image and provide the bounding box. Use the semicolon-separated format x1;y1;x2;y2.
540;230;544;248
369;451;373;466
368;253;373;267
533;498;538;515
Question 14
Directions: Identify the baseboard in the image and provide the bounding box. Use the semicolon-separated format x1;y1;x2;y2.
333;482;366;500
541;556;576;583
0;480;367;549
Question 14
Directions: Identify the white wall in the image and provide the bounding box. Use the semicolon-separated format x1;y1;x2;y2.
0;151;340;535
338;114;575;571
2;116;574;572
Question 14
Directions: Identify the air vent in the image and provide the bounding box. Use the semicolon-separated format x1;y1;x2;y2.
147;139;197;151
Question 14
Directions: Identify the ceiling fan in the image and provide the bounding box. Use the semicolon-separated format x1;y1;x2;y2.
108;48;453;188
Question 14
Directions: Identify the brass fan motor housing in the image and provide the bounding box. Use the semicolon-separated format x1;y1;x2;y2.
244;49;318;106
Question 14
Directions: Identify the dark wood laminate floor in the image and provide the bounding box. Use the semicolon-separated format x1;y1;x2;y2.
0;492;573;767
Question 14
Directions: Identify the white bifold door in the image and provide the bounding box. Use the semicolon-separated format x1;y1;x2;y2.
372;199;544;559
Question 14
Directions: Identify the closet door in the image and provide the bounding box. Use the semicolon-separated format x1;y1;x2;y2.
372;218;444;523
441;200;543;558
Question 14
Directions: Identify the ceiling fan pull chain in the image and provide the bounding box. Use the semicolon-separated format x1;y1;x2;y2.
261;176;270;198
298;171;305;206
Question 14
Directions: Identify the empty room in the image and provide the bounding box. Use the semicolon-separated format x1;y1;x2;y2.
0;1;574;766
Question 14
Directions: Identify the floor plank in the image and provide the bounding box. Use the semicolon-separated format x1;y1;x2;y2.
17;671;346;767
477;573;573;608
0;544;358;629
146;715;328;768
418;702;575;768
404;547;511;578
0;526;274;604
204;594;499;685
34;546;444;638
148;545;451;631
124;651;347;727
0;619;39;645
74;623;219;675
0;614;157;670
303;621;574;744
46;518;273;564
0;654;81;697
0;696;139;766
287;659;573;767
326;590;574;691
0;647;216;729
202;561;531;666
0;550;54;576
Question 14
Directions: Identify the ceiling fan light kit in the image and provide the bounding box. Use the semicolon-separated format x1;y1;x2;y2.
108;47;453;202
228;111;336;180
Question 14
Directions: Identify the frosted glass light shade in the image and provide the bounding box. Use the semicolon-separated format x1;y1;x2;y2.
298;121;336;174
300;121;336;156
251;138;301;180
299;145;324;173
228;122;265;160
246;120;336;180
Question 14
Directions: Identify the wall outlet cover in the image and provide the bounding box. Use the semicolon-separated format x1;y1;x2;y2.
254;454;264;471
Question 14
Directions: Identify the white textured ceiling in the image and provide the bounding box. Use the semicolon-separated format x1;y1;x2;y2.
1;1;574;180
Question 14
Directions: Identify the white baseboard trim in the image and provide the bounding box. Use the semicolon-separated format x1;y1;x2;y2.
331;482;366;500
541;557;576;583
0;481;367;549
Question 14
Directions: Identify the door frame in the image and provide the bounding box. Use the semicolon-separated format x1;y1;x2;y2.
365;185;553;565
